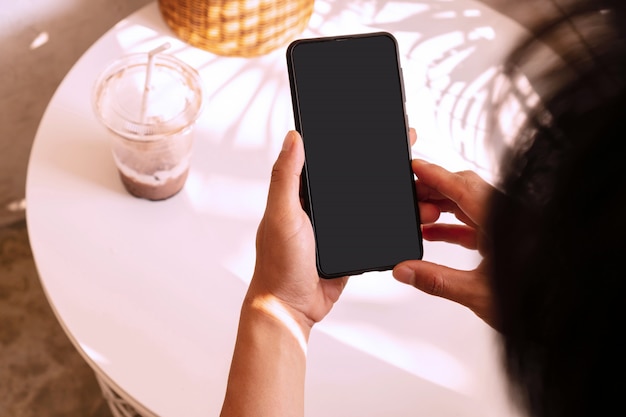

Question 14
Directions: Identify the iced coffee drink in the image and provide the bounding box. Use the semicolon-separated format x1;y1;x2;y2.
93;46;203;200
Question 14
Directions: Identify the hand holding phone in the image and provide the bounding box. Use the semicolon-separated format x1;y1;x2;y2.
286;32;423;278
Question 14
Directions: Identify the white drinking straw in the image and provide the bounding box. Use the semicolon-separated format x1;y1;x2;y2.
140;42;171;124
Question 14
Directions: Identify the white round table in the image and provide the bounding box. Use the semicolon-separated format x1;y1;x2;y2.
26;1;527;416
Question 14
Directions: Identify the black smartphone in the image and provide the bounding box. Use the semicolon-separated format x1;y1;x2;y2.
286;32;423;279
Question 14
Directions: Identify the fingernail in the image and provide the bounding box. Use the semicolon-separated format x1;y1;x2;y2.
393;266;415;285
282;131;295;151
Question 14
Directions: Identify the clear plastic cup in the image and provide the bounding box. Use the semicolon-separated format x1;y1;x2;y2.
93;51;203;200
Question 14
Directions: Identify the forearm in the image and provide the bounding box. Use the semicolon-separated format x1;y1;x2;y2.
220;295;311;417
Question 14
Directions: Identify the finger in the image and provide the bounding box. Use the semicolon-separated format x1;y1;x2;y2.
411;159;490;225
415;181;446;202
415;194;458;212
392;260;487;309
265;131;305;216
409;128;417;146
417;197;477;228
417;201;441;224
421;224;478;250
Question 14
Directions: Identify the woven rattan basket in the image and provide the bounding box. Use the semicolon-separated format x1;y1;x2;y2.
158;0;315;57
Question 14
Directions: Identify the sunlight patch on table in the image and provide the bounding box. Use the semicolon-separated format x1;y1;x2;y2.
113;22;161;51
319;322;472;394
185;174;266;220
224;236;256;286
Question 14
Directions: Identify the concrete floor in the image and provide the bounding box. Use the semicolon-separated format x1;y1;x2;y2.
0;220;113;417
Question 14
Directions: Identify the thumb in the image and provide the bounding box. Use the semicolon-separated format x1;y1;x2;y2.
393;260;473;303
393;260;495;328
266;131;305;214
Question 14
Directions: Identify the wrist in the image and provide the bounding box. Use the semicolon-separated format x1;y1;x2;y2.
242;293;312;354
222;292;309;416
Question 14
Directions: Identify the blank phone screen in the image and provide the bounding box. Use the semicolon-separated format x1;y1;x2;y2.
287;32;423;278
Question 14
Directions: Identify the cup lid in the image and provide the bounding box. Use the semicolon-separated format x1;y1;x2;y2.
93;52;203;139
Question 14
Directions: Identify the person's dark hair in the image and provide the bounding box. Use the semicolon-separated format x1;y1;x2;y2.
486;1;626;416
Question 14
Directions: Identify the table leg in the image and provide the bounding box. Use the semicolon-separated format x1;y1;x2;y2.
95;373;156;417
